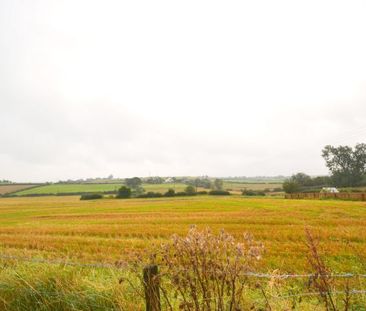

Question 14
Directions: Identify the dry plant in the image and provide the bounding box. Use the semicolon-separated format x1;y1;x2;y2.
305;228;340;311
154;226;264;311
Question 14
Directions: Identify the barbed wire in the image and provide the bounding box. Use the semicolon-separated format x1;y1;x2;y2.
244;272;366;279
175;289;366;304
1;254;366;279
272;289;366;300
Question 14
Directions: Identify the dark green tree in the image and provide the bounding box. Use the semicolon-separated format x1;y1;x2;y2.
185;185;196;195
164;188;175;197
322;144;366;187
125;177;144;195
116;186;132;199
290;173;312;187
282;180;300;193
125;177;142;189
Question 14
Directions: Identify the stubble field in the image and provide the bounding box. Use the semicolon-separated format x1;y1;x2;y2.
0;195;365;272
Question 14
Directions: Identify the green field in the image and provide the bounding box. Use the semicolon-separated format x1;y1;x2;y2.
14;183;122;195
223;181;283;193
14;183;190;196
13;182;283;196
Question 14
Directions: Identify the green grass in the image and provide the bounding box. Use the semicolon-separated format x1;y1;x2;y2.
14;184;122;195
14;183;188;196
14;182;284;196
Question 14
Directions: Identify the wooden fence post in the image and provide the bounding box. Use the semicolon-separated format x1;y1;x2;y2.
143;265;161;311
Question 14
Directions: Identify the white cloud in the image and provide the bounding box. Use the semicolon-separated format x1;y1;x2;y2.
1;0;366;181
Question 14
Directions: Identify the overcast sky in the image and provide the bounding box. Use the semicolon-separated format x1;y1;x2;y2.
1;1;366;182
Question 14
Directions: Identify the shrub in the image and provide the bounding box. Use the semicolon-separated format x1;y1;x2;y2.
185;185;196;195
116;186;132;199
164;189;175;197
283;180;300;193
175;191;188;196
242;190;265;196
80;193;103;200
147;226;264;310
196;190;208;195
208;190;230;195
137;192;163;198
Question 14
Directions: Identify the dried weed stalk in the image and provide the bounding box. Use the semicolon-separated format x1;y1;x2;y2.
305;228;338;311
158;226;264;311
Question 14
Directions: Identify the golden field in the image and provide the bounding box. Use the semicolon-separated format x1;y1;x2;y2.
0;184;37;195
0;195;365;272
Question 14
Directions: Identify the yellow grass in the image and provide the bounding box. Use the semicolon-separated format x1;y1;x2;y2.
0;184;37;195
0;195;365;273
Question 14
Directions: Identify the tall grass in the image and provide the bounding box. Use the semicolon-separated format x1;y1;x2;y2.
1;227;365;310
0;262;144;310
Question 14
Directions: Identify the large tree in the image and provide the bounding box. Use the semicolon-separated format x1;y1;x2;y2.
322;144;366;187
282;172;311;193
213;178;224;191
290;173;312;187
125;177;142;189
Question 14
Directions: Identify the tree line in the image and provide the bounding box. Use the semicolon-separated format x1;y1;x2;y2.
284;143;366;193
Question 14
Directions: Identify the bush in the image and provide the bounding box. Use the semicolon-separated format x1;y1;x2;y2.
137;192;163;198
282;180;300;193
175;191;188;196
164;189;175;197
196;190;208;195
80;193;103;200
116;186;132;199
209;190;230;195
146;226;264;309
185;185;196;195
242;190;265;196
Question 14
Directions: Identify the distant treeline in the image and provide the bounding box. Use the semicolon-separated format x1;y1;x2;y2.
3;190;117;198
283;174;331;193
284;144;366;193
80;186;231;200
0;180;13;184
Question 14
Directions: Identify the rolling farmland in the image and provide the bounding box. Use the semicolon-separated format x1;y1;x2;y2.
0;184;39;195
223;181;282;193
14;183;188;196
0;195;366;310
14;183;124;195
0;195;364;271
12;182;282;196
